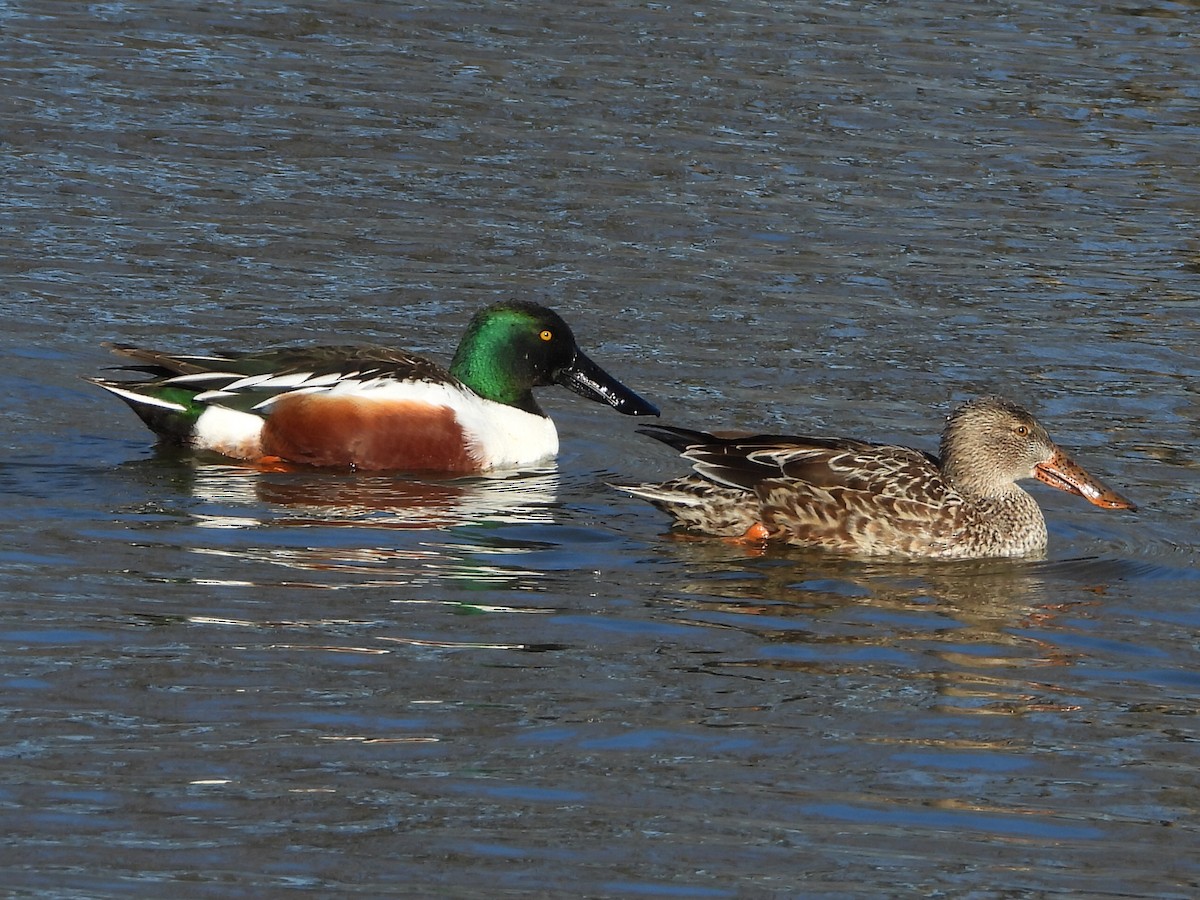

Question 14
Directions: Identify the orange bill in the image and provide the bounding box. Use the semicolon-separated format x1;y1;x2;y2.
1034;449;1136;511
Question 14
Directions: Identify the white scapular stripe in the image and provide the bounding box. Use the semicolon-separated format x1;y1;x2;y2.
98;383;187;412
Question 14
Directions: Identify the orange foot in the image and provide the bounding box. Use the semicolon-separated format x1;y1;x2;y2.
724;522;771;544
255;455;297;473
744;522;771;541
716;522;770;557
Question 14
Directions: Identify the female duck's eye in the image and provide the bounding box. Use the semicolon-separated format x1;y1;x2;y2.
1016;425;1029;437
539;330;553;342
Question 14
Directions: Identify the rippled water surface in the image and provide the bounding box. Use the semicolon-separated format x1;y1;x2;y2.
3;0;1199;895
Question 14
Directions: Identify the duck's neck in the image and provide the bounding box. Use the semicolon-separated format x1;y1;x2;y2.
942;459;1022;501
969;490;1049;556
939;426;1019;501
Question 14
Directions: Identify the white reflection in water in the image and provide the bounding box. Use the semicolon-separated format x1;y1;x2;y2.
187;542;549;589
186;463;560;529
172;463;562;588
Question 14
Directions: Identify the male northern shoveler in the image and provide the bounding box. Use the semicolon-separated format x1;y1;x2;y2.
619;396;1135;559
91;300;659;473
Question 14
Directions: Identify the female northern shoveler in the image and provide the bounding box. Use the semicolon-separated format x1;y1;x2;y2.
620;396;1135;559
91;301;659;473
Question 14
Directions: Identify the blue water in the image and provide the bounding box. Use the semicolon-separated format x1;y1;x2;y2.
3;0;1199;896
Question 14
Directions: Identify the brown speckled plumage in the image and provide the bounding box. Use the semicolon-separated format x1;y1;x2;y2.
621;396;1135;559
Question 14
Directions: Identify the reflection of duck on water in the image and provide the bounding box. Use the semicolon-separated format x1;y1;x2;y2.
185;465;561;531
621;396;1134;559
90;301;658;473
175;464;563;589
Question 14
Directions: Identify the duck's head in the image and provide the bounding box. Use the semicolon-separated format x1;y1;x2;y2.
940;395;1134;510
450;301;660;417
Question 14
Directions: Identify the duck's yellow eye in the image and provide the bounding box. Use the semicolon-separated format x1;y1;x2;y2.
1016;425;1029;437
539;330;553;342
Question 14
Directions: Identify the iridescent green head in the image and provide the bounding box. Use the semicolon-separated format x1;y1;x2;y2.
449;301;659;418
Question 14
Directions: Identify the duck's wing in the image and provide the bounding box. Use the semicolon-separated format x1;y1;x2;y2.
97;344;460;412
637;425;961;554
639;426;942;496
105;343;450;381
